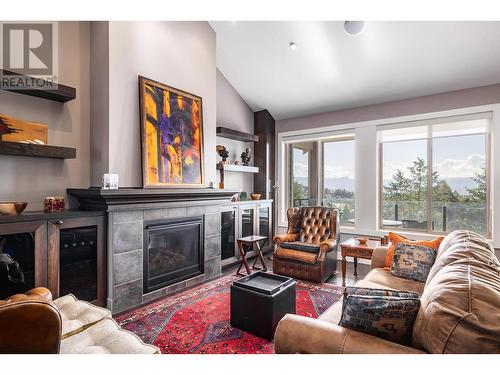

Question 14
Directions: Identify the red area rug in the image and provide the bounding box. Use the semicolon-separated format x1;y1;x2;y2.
116;274;343;354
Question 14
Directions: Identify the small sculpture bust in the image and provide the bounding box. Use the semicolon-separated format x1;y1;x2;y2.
216;145;229;162
241;148;251;166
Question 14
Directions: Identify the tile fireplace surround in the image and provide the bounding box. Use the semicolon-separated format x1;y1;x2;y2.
69;188;238;314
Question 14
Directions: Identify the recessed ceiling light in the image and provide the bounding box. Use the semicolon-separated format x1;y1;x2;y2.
289;41;297;50
344;21;365;36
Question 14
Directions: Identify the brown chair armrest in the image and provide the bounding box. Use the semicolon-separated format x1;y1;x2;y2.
0;290;62;353
25;287;53;301
371;247;389;269
319;238;337;253
317;238;337;262
275;314;424;354
273;233;298;245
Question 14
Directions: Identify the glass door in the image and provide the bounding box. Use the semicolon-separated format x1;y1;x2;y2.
48;216;105;306
240;206;255;238
221;206;237;262
257;203;272;249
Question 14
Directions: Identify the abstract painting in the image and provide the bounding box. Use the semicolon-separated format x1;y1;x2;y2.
139;76;204;188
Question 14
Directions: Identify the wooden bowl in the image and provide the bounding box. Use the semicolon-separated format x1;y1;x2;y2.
356;237;368;245
0;202;28;215
250;193;261;200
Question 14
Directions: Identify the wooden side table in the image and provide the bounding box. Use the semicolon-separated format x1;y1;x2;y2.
339;238;388;287
236;235;268;276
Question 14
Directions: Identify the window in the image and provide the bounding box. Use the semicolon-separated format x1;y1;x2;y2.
285;134;355;227
322;139;355;226
379;115;490;235
289;142;316;207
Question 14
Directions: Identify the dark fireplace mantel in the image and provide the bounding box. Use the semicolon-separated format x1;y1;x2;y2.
68;188;240;211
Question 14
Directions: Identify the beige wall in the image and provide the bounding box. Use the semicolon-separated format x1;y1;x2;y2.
277;83;500;133
91;21;217;187
89;22;109;187
216;68;254;194
0;22;91;210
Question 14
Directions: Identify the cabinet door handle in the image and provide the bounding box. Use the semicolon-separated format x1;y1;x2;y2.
56;220;64;225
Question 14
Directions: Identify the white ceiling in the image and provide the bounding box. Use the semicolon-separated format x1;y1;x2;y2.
210;21;500;120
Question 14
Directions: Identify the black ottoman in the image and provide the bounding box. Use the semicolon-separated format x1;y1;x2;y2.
230;272;296;341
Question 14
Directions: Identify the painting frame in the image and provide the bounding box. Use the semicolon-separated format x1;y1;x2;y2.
139;75;205;188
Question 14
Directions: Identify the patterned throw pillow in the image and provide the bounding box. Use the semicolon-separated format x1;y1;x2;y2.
384;232;444;268
343;287;419;302
339;293;420;345
390;242;437;283
341;287;419;321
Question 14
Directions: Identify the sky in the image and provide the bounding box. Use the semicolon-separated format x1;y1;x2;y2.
293;134;485;184
383;133;485;180
293;140;355;179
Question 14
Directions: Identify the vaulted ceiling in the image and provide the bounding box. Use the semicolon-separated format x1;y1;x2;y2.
210;21;500;120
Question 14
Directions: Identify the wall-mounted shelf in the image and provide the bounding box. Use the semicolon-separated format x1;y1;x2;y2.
217;163;259;173
0;140;76;159
1;69;76;103
216;126;259;142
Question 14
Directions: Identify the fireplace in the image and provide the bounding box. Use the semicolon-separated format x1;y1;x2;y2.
143;216;204;294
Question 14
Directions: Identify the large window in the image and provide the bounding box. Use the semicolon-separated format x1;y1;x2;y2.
287;135;355;226
380;116;490;235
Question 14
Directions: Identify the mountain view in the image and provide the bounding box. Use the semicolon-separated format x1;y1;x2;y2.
295;176;477;195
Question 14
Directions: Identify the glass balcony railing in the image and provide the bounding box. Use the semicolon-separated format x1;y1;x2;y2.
382;200;488;235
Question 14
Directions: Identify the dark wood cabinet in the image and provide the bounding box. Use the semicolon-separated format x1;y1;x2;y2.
0;211;106;306
47;216;106;306
0;220;47;298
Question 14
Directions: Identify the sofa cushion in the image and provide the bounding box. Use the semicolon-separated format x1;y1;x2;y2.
54;294;111;339
280;241;320;254
391;242;437;283
60;318;160;354
363;268;425;296
339;294;420;346
412;230;500;353
275;248;318;264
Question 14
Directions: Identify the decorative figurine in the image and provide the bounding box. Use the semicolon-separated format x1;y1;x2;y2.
216;145;229;163
234;160;240;165
217;161;225;189
241;148;251;166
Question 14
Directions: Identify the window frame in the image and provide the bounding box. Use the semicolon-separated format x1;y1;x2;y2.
378;118;491;237
282;131;356;228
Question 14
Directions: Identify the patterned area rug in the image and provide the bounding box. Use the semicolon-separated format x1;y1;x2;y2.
116;274;343;354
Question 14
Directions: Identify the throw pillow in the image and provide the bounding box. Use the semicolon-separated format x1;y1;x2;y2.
342;286;419;314
339;294;420;345
384;232;444;268
390;242;437;283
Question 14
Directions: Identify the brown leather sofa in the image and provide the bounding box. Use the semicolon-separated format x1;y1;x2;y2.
0;288;159;354
274;230;500;354
273;207;339;283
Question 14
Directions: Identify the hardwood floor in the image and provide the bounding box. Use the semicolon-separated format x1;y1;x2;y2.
222;251;370;287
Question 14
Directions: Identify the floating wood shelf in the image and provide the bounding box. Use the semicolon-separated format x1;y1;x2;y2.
216;126;259;142
0;140;76;159
1;69;76;103
217;163;259;173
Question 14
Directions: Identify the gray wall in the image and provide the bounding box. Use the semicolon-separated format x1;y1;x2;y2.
90;22;109;187
91;21;217;187
276;83;500;133
0;22;91;210
216;68;254;193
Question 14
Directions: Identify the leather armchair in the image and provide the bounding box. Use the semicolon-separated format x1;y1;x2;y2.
0;288;62;354
273;207;339;283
